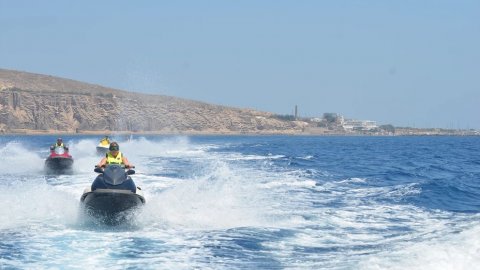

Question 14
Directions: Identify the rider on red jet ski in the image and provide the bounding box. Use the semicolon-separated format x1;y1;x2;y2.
50;138;69;152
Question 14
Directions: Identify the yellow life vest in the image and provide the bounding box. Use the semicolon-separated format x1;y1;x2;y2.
55;143;64;147
106;151;123;165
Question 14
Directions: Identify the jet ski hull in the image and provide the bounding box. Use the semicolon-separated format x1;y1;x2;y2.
45;156;74;174
80;188;145;225
96;145;109;155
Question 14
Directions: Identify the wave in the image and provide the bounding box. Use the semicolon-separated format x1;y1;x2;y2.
359;217;480;270
1;135;479;269
0;180;79;230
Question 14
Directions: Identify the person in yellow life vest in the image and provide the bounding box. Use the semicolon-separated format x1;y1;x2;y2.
96;142;133;169
50;137;69;152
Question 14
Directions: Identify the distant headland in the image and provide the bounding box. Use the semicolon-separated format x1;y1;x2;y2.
0;69;478;136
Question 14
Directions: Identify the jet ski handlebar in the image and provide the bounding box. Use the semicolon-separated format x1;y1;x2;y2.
94;165;136;175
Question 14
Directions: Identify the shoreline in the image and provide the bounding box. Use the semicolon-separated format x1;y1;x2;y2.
0;129;478;137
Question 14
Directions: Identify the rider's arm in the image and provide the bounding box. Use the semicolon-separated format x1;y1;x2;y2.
122;156;133;168
97;157;107;168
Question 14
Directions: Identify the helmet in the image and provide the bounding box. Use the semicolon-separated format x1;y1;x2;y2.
109;142;119;151
57;138;62;142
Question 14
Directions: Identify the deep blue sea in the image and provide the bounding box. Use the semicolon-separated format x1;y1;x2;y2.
1;135;479;269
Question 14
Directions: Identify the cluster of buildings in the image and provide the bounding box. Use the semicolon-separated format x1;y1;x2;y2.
305;113;478;136
309;114;379;132
340;118;378;131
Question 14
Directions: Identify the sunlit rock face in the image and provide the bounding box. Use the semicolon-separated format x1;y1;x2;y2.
0;69;306;134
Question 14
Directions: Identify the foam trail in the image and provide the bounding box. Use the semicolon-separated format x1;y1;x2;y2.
359;220;480;270
138;159;273;230
122;136;205;158
0;180;79;230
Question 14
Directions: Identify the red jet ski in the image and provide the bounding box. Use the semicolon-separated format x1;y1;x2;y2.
45;146;74;174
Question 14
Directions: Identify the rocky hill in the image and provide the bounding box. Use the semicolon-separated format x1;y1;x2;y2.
0;69;307;134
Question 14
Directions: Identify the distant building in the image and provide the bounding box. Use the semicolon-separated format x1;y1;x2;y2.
310;117;323;122
342;119;378;131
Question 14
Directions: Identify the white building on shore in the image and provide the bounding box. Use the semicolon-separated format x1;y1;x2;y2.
342;119;378;131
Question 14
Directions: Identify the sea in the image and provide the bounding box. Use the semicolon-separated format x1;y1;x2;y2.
0;135;479;270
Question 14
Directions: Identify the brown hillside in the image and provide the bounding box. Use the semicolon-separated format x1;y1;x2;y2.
0;69;307;134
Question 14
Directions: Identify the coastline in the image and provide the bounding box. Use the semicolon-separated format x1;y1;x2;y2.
0;129;303;136
1;128;478;137
2;70;478;138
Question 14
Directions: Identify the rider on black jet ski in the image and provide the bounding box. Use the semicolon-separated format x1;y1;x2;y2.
96;142;134;169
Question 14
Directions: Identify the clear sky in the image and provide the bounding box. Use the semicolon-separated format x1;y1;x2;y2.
1;0;479;129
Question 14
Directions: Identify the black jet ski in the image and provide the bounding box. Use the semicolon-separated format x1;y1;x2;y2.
80;164;145;225
44;147;74;174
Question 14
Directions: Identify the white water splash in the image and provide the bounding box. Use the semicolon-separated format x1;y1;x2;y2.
359;219;480;270
0;142;45;174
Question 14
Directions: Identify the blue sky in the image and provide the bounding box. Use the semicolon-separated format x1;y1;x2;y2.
1;0;479;129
